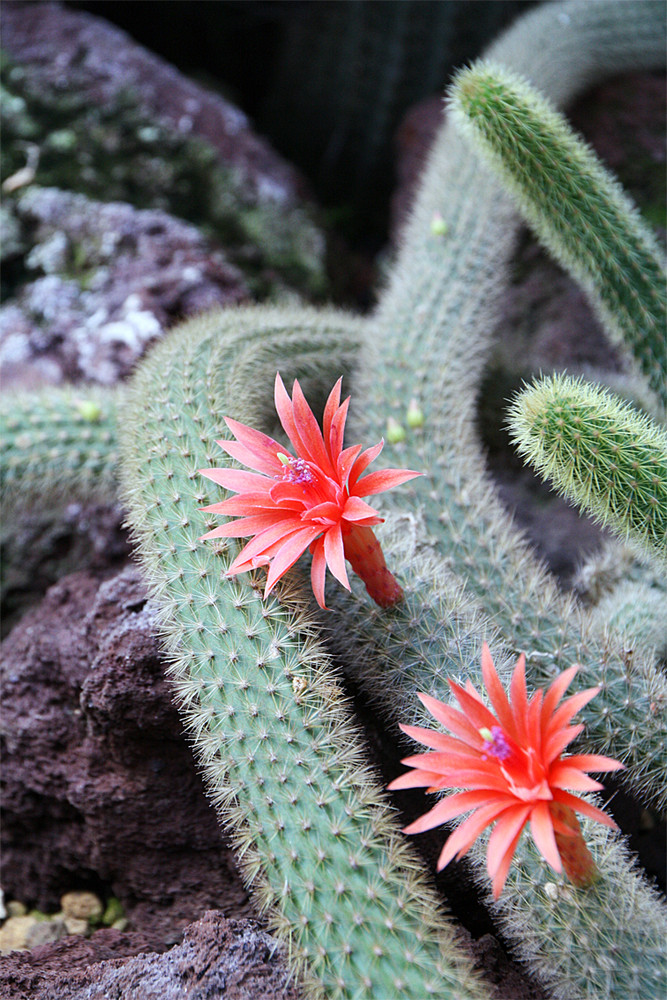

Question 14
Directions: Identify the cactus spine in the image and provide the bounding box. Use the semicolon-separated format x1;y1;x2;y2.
2;2;666;998
0;386;122;517
119;307;486;1000
508;373;667;566
448;61;667;410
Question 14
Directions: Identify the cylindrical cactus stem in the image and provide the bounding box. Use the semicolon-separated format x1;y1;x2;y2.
448;60;667;409
326;540;667;1000
119;307;487;1000
507;373;667;567
345;0;667;809
0;385;122;516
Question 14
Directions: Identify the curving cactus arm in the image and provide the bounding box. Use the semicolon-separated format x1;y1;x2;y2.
508;373;667;567
118;306;487;1000
448;60;666;409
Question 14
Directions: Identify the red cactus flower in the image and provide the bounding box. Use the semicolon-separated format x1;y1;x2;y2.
199;373;420;609
388;643;623;898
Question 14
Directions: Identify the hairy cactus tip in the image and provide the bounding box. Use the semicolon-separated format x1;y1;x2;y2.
389;643;623;899
198;372;421;609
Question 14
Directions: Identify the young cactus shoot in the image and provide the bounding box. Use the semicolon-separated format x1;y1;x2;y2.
389;644;623;898
199;373;421;608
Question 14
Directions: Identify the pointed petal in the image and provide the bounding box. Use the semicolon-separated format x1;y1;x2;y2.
342;495;383;524
223;417;285;470
388;769;449;791
487;805;532;877
291;378;335;475
449;681;497;732
509;654;529;745
530;801;562;871
353;467;422;497
219;438;283;476
399;723;475;755
541;665;579;724
435;800;513;869
310;536;327;609
549;765;604;792
326;396;350;465
337;444;363;488
552;790;618;829
481;643;516;737
264;526;323;593
548;687;600;733
274;373;309;460
544;723;584;763
200;512;286;539
560;753;624;774
348;440;384;488
404;790;501;835
417;692;482;748
491;827;525;899
324;523;350;589
322;377;342;447
199;467;275;492
226;519;309;565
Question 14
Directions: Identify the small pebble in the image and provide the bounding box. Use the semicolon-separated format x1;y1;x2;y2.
63;916;90;936
0;915;38;953
6;900;27;918
60;891;103;922
26;919;67;948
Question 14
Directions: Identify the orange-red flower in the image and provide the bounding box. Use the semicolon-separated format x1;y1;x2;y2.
388;643;623;898
199;373;420;609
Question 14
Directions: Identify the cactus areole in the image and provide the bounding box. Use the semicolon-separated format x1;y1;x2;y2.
199;373;421;608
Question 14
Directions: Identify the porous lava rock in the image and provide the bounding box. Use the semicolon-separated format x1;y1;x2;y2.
1;566;250;948
0;912;300;1000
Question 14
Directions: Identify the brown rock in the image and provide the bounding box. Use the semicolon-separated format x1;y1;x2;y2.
0;188;249;389
0;912;300;1000
1;0;310;207
1;565;250;949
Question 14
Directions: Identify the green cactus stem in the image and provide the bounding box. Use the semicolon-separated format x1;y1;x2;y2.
119;306;486;1000
449;61;667;410
347;0;667;810
508;373;667;566
0;386;122;517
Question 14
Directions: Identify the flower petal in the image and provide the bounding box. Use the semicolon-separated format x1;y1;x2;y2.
481;643;516;737
342;495;383;524
436;800;514;869
353;467;422;497
291;378;336;476
264;525;323;593
561;753;625;774
199;468;274;492
404;790;502;835
309;536;327;609
399;723;475;755
417;692;482;748
552;790;618;829
530;801;562;872
323;522;350;590
487;804;532;877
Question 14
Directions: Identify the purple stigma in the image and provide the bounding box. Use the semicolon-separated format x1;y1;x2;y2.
283;457;314;485
482;726;512;761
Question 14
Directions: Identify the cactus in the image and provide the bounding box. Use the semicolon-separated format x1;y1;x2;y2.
119;306;486;1000
448;61;667;409
507;373;667;566
0;385;122;518
2;2;666;998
